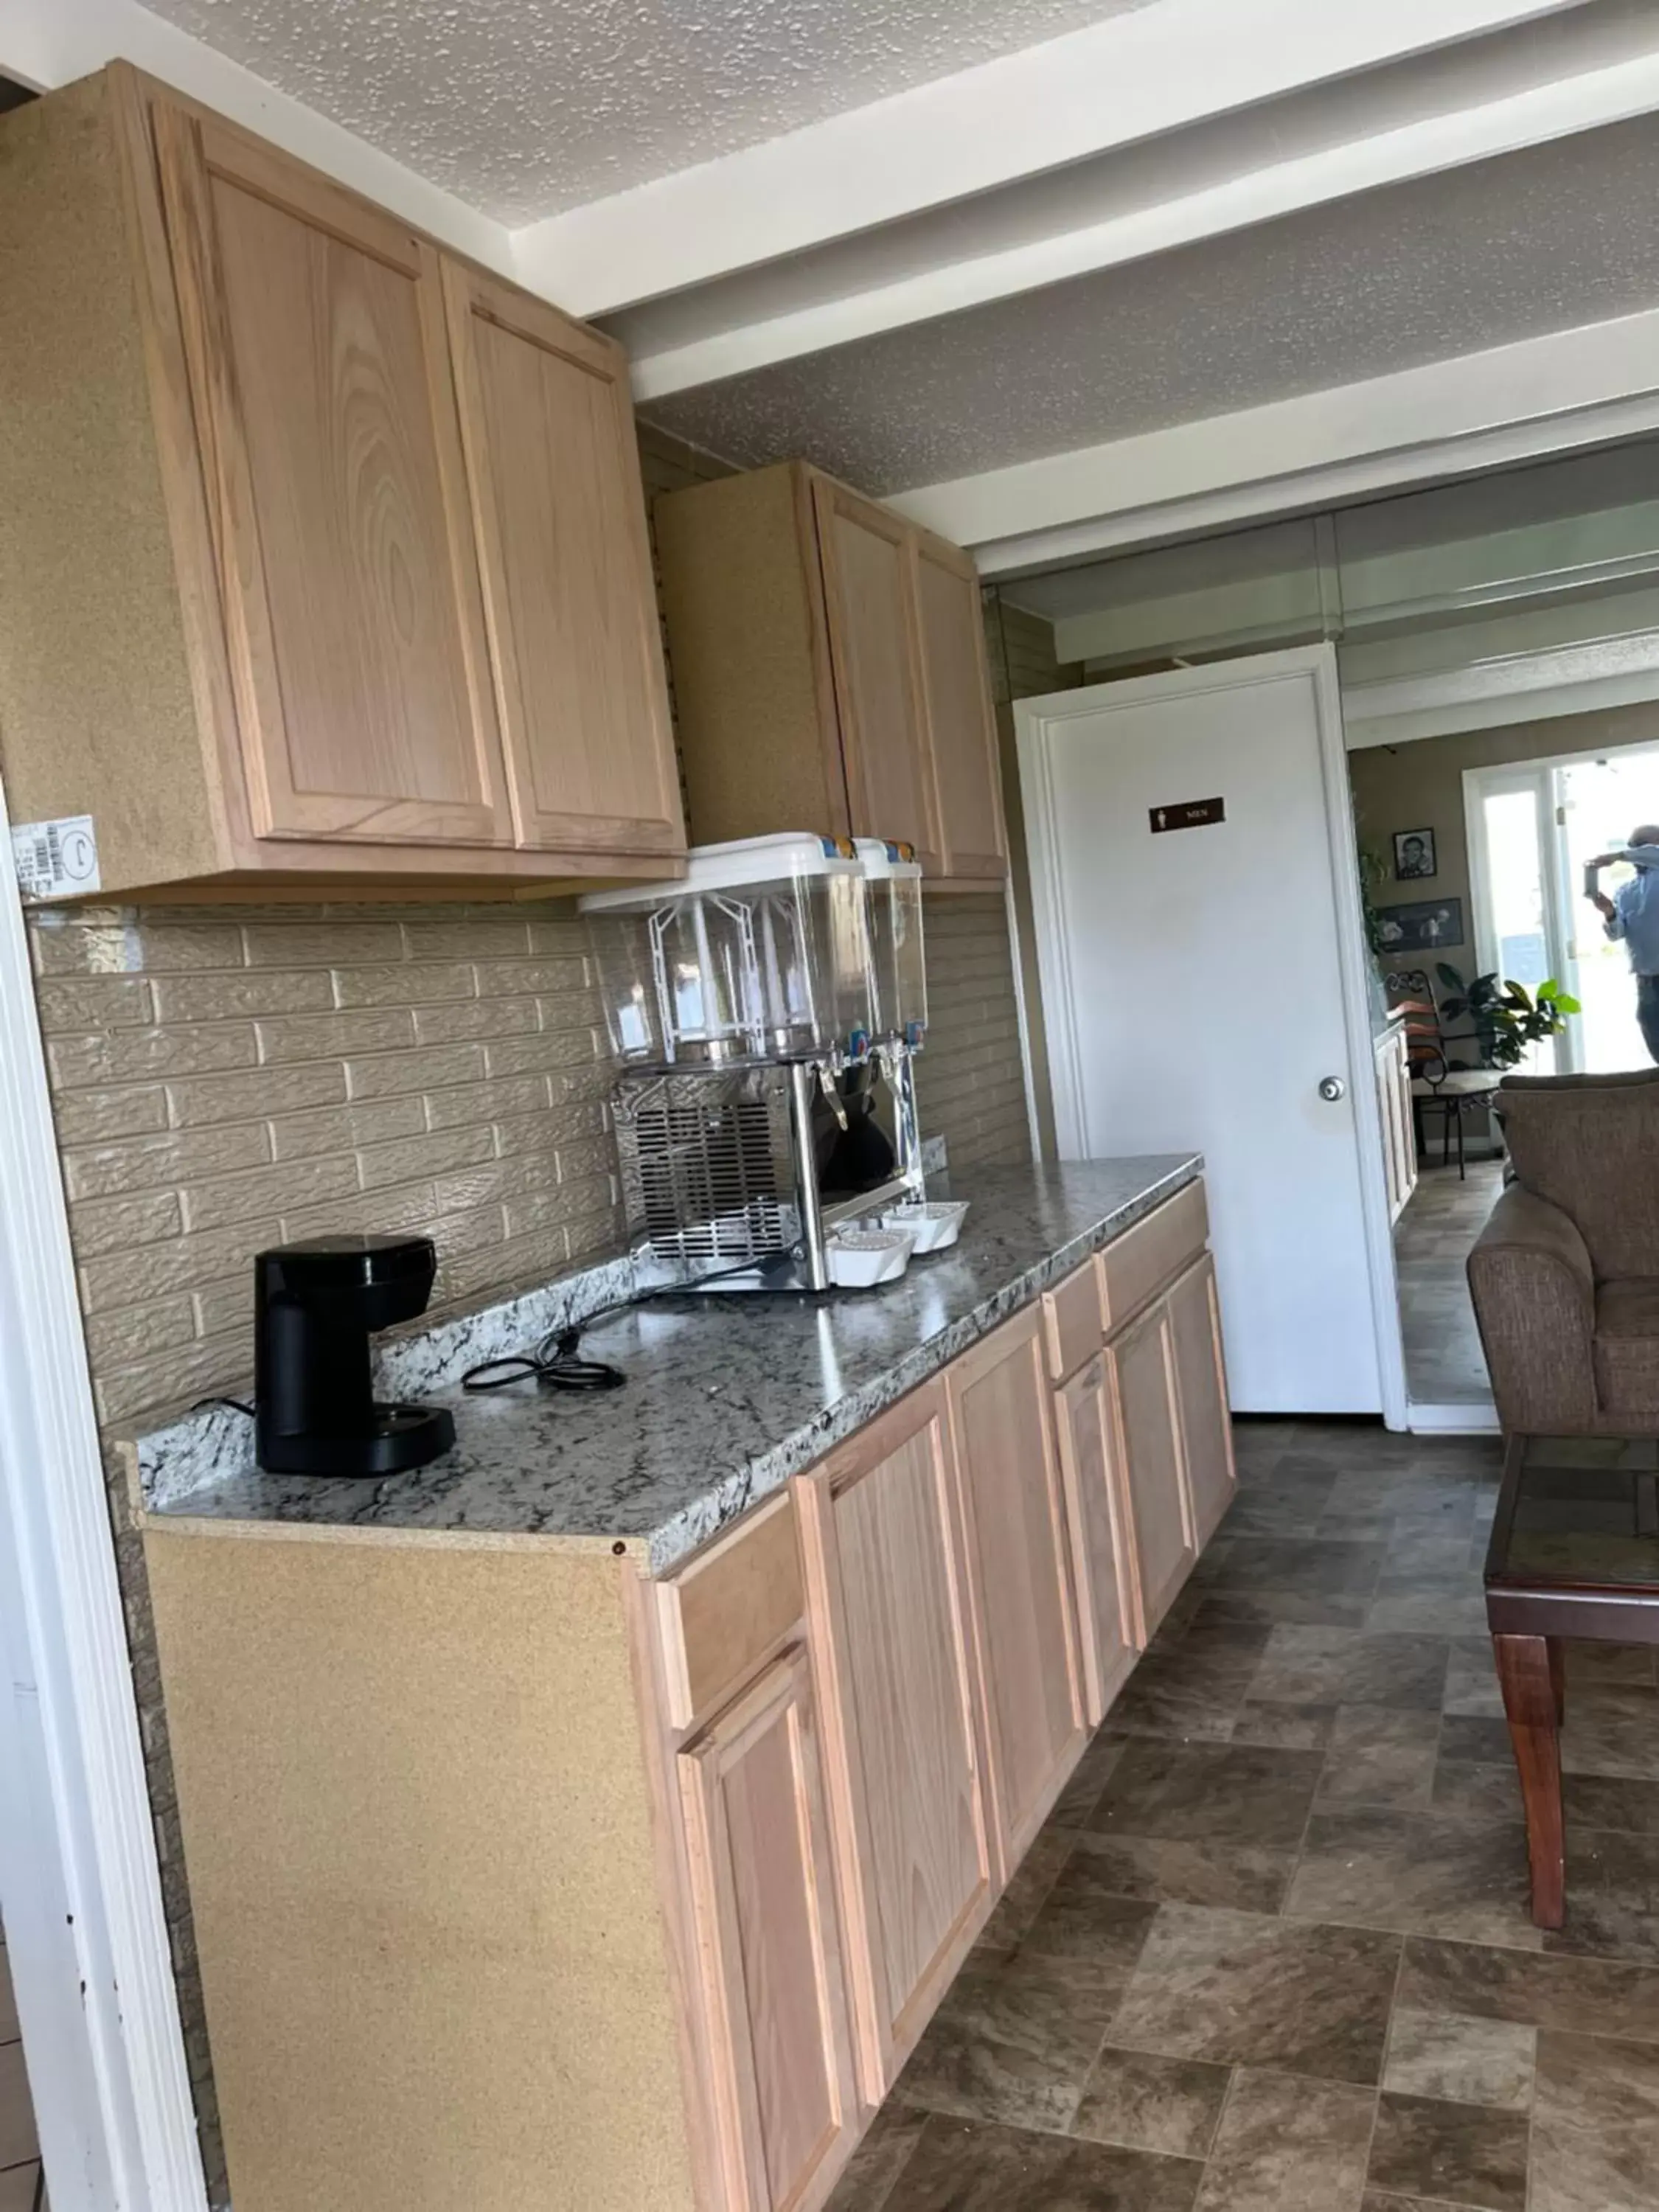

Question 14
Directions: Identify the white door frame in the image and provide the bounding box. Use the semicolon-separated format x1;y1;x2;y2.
1015;643;1410;1432
0;774;208;2212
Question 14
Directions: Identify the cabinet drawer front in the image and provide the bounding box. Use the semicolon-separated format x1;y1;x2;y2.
1099;1180;1208;1333
152;103;513;849
656;1493;804;1731
1043;1259;1105;1382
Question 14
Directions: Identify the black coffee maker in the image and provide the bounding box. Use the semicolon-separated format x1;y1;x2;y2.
254;1234;455;1477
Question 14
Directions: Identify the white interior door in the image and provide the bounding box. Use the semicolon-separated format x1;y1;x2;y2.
1018;647;1397;1416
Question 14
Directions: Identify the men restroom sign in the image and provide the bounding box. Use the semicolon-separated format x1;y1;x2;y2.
1149;797;1225;833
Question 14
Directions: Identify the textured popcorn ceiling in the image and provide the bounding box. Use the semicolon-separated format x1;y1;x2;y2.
138;0;1154;220
641;114;1659;494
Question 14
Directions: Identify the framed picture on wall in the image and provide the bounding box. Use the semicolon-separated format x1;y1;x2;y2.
1393;828;1436;879
1376;898;1464;953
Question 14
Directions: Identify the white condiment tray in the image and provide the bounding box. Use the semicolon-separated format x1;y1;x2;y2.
826;1228;915;1288
880;1200;969;1253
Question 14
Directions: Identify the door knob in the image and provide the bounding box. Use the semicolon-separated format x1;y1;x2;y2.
1318;1076;1346;1102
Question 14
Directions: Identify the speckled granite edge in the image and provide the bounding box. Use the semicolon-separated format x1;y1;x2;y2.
637;1155;1197;1571
135;1132;953;1514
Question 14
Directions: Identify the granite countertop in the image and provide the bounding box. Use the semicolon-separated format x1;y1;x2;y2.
138;1155;1200;1573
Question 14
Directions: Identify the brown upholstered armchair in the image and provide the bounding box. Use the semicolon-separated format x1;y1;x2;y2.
1467;1069;1659;1434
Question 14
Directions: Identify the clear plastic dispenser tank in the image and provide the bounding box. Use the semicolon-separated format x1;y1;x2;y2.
854;838;928;1048
580;834;873;1066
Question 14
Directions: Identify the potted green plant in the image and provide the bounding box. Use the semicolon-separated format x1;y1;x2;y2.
1434;964;1581;1069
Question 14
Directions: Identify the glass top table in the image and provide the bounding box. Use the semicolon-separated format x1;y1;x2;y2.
1484;1433;1659;1933
1486;1434;1659;1593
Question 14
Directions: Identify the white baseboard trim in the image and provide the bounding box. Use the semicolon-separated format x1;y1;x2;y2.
1407;1399;1502;1433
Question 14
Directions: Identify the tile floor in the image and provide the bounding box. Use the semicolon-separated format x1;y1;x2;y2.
0;1927;44;2212
1394;1161;1503;1405
830;1416;1659;2212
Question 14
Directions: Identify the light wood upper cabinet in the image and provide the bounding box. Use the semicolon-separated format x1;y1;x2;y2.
677;1647;858;2212
795;1382;992;2099
945;1309;1085;1872
912;536;1009;881
811;480;942;874
655;461;1006;886
153;102;512;849
1106;1301;1197;1641
0;66;682;898
1055;1354;1141;1728
1166;1252;1237;1550
442;263;684;857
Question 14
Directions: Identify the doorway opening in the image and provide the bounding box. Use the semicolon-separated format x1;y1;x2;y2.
1467;739;1659;1079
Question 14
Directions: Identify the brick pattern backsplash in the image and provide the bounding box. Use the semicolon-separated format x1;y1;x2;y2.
916;892;1032;1172
32;899;625;1433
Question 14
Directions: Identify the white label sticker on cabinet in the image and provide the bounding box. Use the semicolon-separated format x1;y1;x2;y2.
11;815;100;900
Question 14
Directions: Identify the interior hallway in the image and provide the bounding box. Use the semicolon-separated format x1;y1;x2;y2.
0;1927;44;2212
829;1417;1659;2212
1394;1161;1504;1406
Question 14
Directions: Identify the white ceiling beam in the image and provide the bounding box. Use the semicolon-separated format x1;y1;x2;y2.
1;0;512;276
624;27;1659;400
888;309;1659;574
510;0;1587;319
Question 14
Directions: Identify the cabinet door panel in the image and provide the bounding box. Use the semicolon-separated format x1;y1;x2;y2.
798;1385;991;2097
153;105;510;846
913;539;1006;881
1167;1254;1236;1551
1107;1303;1195;1639
811;481;942;872
443;265;684;857
946;1310;1085;1872
678;1649;857;2212
1056;1356;1141;1727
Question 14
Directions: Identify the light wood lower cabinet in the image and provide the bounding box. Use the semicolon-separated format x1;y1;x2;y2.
1106;1297;1197;1641
1054;1354;1141;1727
1167;1253;1237;1549
795;1383;992;2099
677;1648;858;2212
945;1308;1087;1872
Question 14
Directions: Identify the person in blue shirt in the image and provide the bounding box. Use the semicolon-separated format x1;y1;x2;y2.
1590;823;1659;1062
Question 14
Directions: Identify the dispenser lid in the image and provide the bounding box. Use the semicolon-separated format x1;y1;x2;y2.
853;836;924;881
258;1234;438;1290
580;832;860;911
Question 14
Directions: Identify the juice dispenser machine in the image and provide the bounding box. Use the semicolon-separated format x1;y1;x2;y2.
580;834;928;1291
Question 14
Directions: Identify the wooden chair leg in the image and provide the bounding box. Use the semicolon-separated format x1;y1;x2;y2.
1495;1632;1565;1929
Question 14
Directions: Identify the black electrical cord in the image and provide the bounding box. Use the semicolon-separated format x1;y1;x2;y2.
461;1249;794;1394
